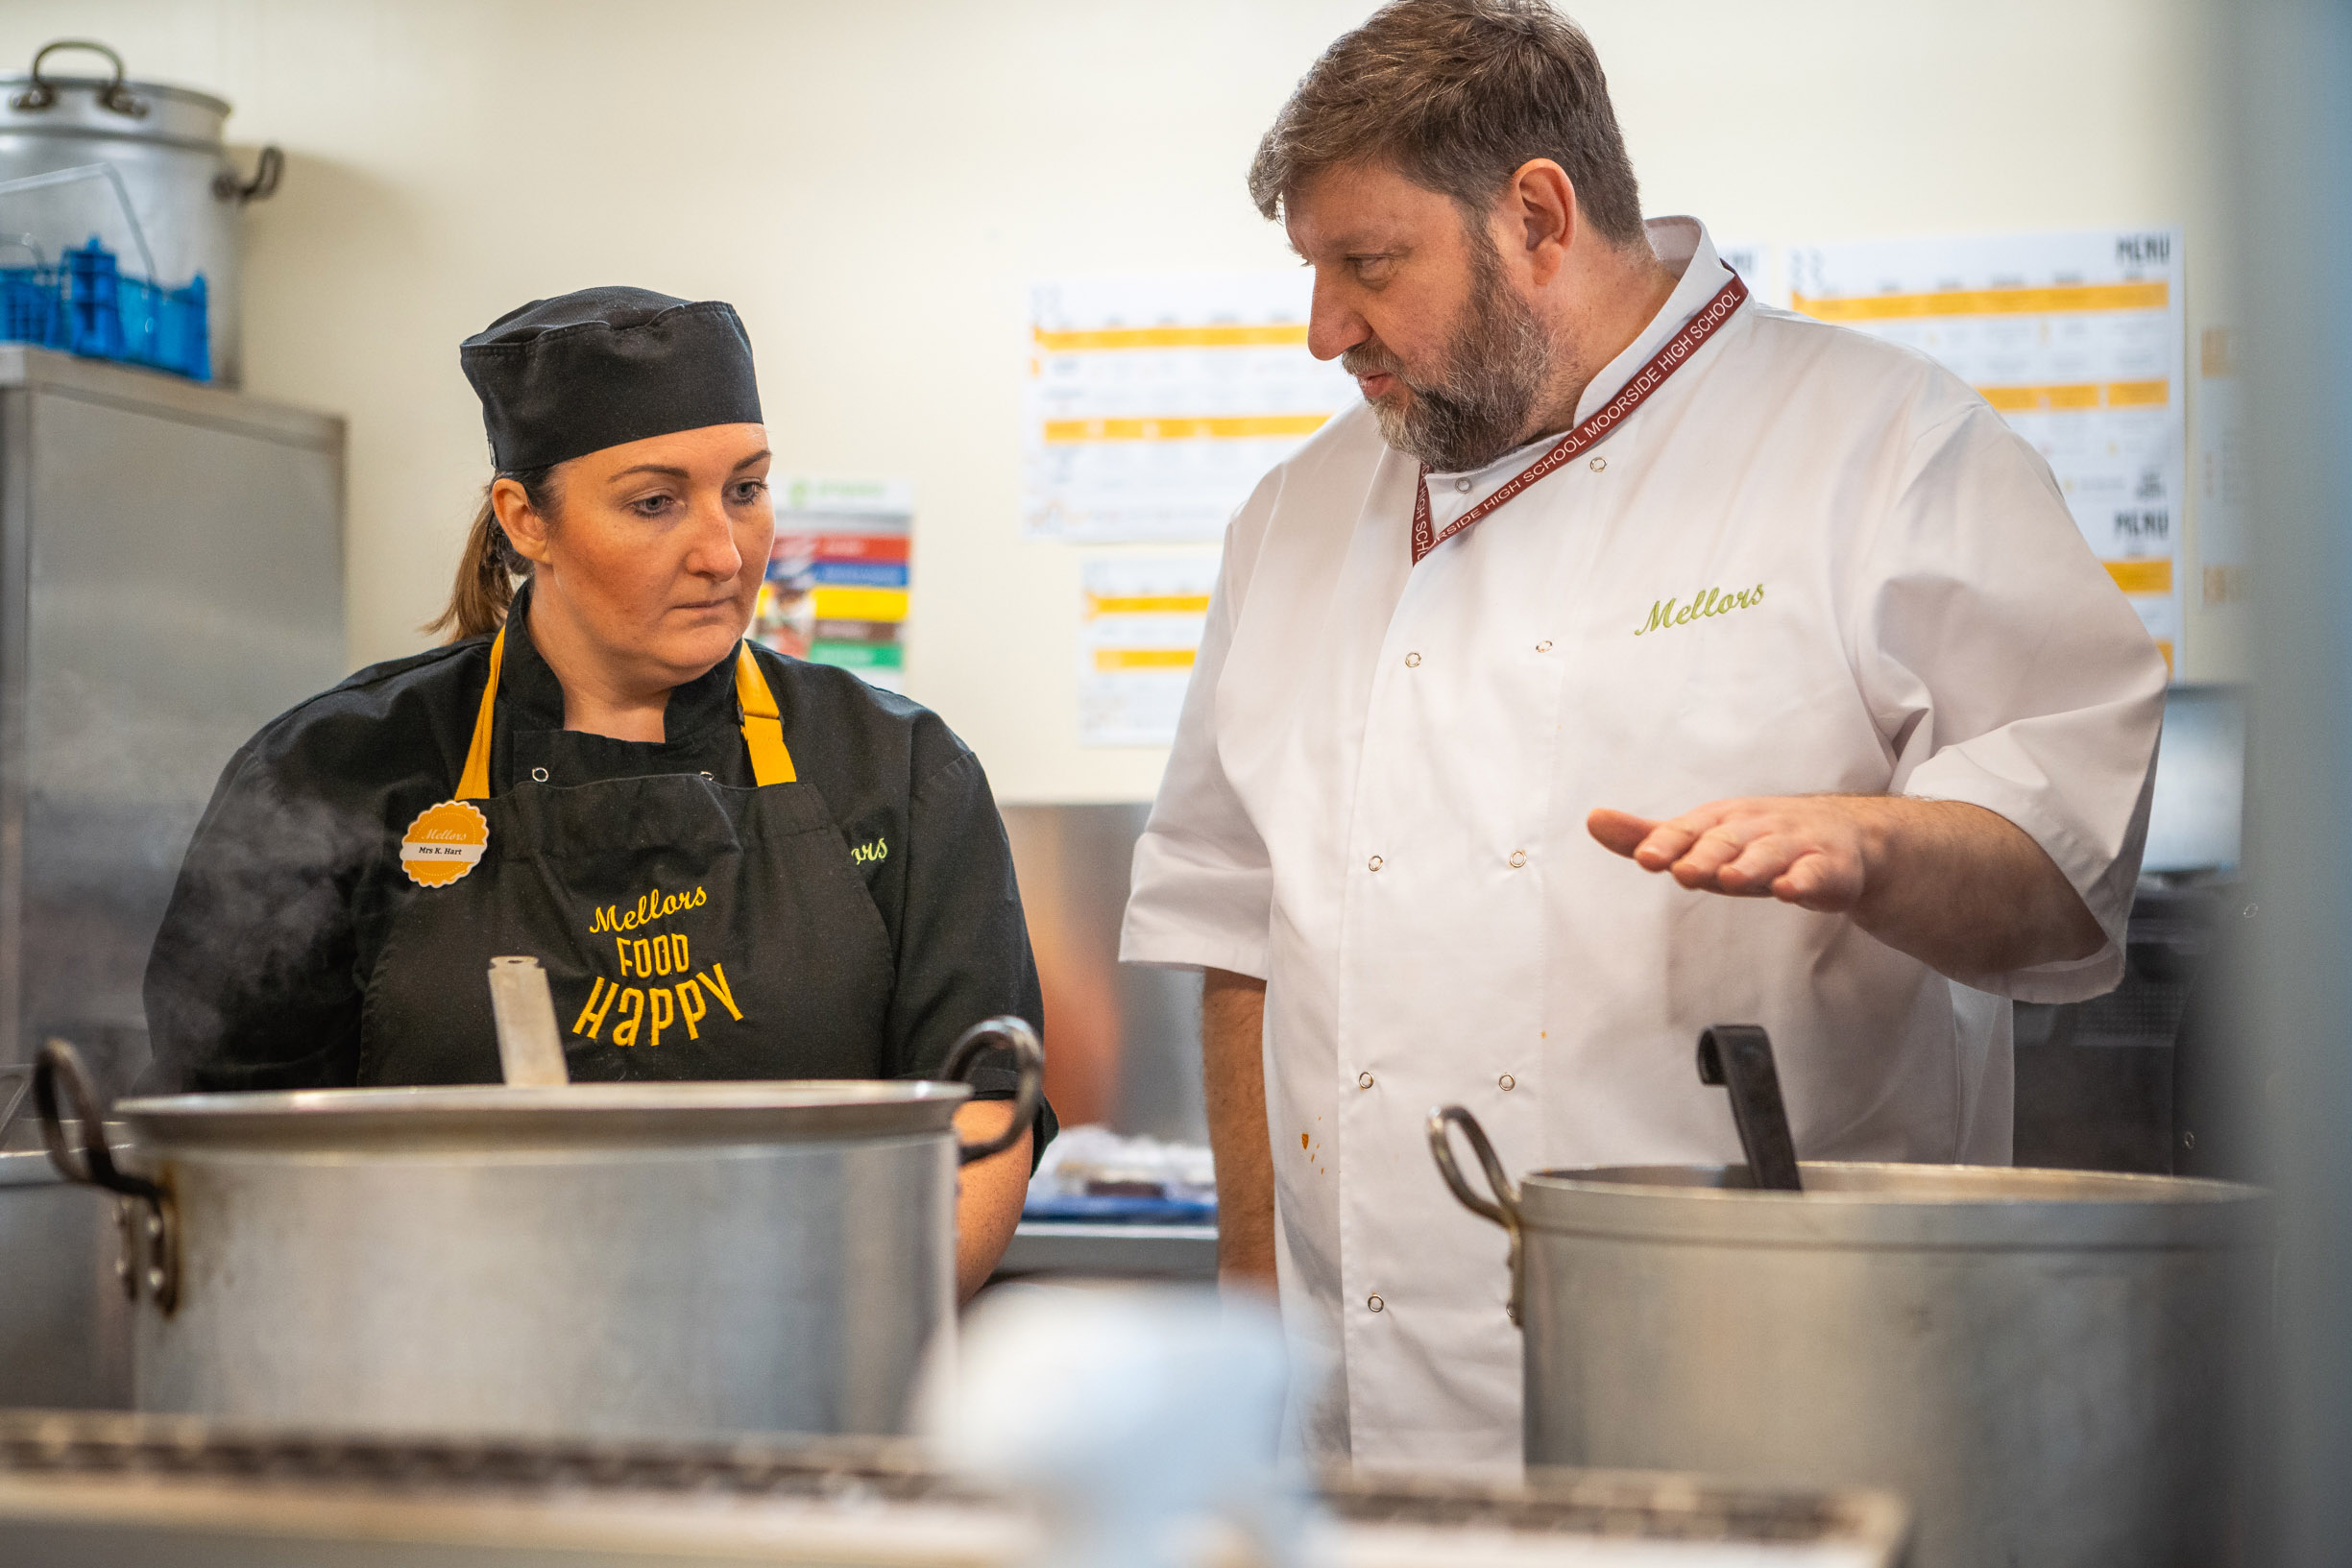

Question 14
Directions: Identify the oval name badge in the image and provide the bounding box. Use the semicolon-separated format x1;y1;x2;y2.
400;800;490;888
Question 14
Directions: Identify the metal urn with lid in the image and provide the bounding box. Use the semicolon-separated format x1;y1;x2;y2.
1430;1025;2266;1568
35;1021;1045;1441
1;40;281;385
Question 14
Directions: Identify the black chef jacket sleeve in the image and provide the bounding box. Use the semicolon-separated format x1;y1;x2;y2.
885;744;1056;1157
141;741;373;1092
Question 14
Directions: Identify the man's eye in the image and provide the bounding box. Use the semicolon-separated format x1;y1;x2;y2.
1351;254;1394;281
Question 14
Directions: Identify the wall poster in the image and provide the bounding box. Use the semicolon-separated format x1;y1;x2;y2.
751;475;913;693
1078;556;1218;746
1789;228;2187;672
1024;272;1355;543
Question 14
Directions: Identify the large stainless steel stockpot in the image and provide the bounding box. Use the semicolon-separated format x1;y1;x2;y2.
1;39;281;385
34;1021;1042;1441
1431;1107;2264;1568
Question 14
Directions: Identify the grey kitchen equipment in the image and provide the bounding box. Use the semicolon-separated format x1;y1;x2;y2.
0;1147;131;1409
1431;1091;2265;1568
0;1408;1913;1567
1000;803;1204;1142
0;346;343;1097
1;40;280;387
34;1021;1046;1442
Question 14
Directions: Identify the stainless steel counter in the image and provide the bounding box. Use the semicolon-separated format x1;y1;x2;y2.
994;1219;1218;1281
0;1409;1912;1566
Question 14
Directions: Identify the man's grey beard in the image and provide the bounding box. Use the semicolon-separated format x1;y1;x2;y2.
1346;238;1554;473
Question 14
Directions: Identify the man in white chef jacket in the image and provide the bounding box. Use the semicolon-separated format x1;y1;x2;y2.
1120;0;2167;1471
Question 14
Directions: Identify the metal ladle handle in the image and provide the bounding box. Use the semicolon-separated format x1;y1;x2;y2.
13;41;146;117
1427;1104;1527;1327
34;1039;178;1312
939;1016;1046;1167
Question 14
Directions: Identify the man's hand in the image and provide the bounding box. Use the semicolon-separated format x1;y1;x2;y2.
1588;799;1877;910
1587;795;2106;980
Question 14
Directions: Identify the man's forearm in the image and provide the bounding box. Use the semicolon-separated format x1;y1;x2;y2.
1847;798;2104;978
1201;967;1276;1290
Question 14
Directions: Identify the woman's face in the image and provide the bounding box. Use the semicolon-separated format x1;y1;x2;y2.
497;423;775;692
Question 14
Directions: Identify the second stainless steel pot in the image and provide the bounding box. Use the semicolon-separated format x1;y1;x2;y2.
36;1021;1043;1441
1432;1104;2264;1568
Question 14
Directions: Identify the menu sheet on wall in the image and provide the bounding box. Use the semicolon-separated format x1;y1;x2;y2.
1025;273;1357;543
1078;556;1218;745
750;476;913;693
1789;228;2187;670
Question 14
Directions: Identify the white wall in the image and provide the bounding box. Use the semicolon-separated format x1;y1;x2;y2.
0;0;2233;803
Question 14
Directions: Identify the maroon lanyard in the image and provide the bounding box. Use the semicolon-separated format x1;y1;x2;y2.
1411;272;1750;565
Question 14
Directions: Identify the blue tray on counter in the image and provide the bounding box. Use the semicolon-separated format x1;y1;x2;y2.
1021;1192;1218;1226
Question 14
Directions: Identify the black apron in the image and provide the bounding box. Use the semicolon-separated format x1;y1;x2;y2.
359;627;896;1084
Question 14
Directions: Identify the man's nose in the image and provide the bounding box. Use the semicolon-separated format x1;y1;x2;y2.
1306;272;1369;363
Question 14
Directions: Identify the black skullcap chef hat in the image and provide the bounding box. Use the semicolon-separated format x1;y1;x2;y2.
460;286;763;472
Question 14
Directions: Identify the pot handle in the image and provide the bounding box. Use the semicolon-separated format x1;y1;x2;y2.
1427;1104;1526;1328
939;1016;1046;1167
1428;1104;1521;1228
34;1039;178;1312
12;41;146;118
213;145;284;205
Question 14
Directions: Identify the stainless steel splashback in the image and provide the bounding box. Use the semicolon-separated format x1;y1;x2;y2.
0;346;345;1098
1000;803;1203;1142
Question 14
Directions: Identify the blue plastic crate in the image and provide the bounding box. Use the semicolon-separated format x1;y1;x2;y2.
0;237;209;381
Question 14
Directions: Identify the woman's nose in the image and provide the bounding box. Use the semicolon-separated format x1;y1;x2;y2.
682;494;744;581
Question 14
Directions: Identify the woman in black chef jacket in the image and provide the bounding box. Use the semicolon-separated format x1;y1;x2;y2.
142;286;1053;1297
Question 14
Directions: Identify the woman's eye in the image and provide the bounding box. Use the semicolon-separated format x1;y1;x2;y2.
731;479;768;505
631;495;675;518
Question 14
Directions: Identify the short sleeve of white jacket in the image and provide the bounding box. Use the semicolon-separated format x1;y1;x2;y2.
1860;398;2168;1002
1120;495;1273;979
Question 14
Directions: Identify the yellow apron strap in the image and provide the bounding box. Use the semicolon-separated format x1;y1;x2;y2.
454;625;506;802
735;642;797;785
456;628;791;795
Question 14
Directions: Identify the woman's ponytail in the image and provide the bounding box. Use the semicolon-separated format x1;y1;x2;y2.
424;467;557;641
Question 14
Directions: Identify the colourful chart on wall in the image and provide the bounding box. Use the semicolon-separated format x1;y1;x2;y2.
1078;556;1218;745
750;476;913;693
1025;273;1357;543
1789;228;2186;671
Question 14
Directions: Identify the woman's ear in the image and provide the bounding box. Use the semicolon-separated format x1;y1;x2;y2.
490;476;554;566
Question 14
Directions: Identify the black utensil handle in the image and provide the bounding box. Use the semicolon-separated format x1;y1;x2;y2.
1697;1024;1804;1192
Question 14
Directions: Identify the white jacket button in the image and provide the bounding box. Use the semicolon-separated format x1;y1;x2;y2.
1368;855;1383;872
1498;1073;1516;1092
1367;1294;1385;1313
1404;651;1421;667
1508;850;1528;869
1357;1071;1374;1090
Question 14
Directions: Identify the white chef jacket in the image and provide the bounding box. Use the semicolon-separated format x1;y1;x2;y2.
1119;217;2167;1472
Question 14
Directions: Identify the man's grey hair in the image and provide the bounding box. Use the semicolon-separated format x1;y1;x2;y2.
1249;0;1645;247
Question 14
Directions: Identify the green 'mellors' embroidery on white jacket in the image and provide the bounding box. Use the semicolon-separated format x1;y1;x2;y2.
1634;583;1766;636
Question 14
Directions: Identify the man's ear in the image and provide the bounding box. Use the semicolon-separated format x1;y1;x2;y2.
490;476;553;567
1509;158;1578;287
